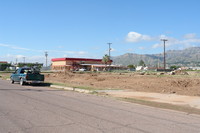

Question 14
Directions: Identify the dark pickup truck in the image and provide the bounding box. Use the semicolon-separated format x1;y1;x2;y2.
10;67;44;85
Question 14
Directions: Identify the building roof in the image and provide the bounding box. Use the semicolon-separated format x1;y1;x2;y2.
81;64;122;67
51;57;113;62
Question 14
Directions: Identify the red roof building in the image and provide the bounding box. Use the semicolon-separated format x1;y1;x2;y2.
0;61;8;64
51;57;112;71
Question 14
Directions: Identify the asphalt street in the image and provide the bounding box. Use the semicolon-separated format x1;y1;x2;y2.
0;79;200;133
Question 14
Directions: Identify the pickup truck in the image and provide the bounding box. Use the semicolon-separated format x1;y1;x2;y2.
10;67;45;85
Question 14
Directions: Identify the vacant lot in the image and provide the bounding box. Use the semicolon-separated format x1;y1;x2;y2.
1;71;200;96
44;71;200;96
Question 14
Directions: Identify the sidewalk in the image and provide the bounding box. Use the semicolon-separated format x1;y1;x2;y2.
51;85;200;110
105;90;200;109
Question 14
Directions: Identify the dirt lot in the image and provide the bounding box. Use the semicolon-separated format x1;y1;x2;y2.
44;71;200;97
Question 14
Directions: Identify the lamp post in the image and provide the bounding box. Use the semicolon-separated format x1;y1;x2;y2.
23;57;25;64
45;52;48;67
108;43;112;59
161;39;168;71
107;43;112;71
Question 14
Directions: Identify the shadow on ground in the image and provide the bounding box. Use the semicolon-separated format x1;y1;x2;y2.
0;83;65;92
11;82;52;87
0;88;64;92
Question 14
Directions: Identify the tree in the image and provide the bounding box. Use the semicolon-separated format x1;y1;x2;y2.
127;64;135;69
139;60;146;67
0;63;11;71
102;54;110;65
17;63;43;69
170;65;180;70
102;54;110;71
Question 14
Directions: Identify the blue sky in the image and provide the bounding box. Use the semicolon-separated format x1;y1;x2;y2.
1;0;200;64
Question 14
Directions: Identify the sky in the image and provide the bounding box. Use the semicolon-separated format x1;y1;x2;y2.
1;0;200;65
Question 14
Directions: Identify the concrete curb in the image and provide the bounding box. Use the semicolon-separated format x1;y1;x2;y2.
50;85;93;93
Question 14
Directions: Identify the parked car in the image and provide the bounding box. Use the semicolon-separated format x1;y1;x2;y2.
10;67;44;85
79;68;86;71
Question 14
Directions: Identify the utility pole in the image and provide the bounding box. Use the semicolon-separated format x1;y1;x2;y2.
108;43;112;59
107;43;112;70
45;51;48;67
161;39;168;71
16;58;18;65
23;57;25;64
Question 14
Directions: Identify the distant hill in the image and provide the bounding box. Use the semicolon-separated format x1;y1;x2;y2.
112;47;200;67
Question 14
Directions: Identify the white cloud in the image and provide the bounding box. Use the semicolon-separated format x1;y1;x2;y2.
11;46;30;51
138;46;145;50
77;51;88;55
0;43;10;47
125;32;200;50
152;34;200;49
126;48;134;52
159;34;167;40
152;43;162;48
5;54;24;59
126;32;154;42
0;43;31;51
0;43;90;64
57;45;64;49
110;48;115;52
0;42;88;56
64;51;89;58
48;50;88;56
1;54;50;65
183;33;196;39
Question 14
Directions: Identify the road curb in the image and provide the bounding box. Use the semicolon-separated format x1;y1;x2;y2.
50;85;92;93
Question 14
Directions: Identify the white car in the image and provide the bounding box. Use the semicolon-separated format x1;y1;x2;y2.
79;68;86;71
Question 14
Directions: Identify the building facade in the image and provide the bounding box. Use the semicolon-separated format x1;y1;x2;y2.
0;61;8;64
51;57;113;71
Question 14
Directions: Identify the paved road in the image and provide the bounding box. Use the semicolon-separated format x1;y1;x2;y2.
0;79;200;133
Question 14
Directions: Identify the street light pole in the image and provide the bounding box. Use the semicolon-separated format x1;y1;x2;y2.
108;42;112;62
107;43;112;71
45;52;48;67
161;39;168;71
23;57;25;64
108;43;112;59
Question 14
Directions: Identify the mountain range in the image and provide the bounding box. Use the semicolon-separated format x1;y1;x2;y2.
112;47;200;67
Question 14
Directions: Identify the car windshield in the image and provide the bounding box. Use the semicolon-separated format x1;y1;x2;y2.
20;68;31;73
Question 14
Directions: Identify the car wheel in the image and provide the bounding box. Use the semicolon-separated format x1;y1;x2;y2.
20;78;24;86
11;79;14;84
